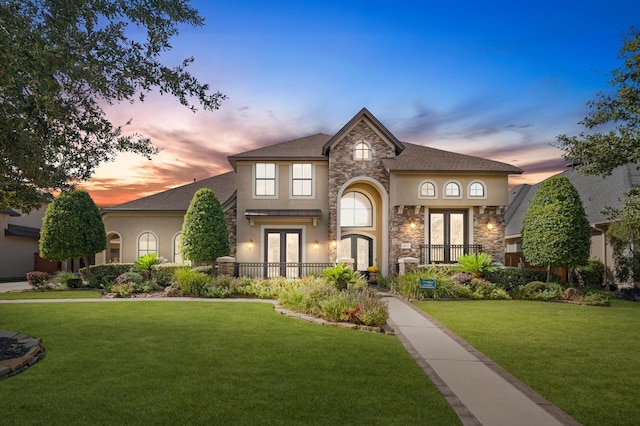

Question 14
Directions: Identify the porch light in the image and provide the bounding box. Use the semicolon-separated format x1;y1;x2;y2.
248;239;254;249
313;240;319;250
487;223;494;231
331;240;337;248
410;221;417;230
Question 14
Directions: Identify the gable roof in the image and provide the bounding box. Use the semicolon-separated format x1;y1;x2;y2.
382;142;523;173
505;163;640;238
227;133;330;170
103;171;237;213
322;107;405;156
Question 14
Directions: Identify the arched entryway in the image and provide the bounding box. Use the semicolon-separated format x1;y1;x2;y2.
336;177;388;275
106;232;121;263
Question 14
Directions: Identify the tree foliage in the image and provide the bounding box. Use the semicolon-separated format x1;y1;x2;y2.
180;188;229;264
0;0;225;212
522;176;591;281
602;187;640;285
39;190;106;268
557;28;640;175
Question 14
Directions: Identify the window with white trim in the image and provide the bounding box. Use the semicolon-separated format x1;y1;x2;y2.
340;191;373;227
255;163;276;196
291;163;313;197
353;140;371;160
444;181;461;198
419;181;437;198
138;232;157;258
469;182;485;198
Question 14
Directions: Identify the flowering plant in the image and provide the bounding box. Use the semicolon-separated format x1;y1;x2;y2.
367;265;379;273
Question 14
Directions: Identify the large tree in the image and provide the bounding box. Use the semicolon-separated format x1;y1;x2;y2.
180;188;229;265
39;189;106;270
522;176;591;282
557;28;639;175
0;0;225;212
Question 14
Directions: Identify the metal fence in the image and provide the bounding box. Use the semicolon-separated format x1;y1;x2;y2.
234;262;334;278
418;244;483;264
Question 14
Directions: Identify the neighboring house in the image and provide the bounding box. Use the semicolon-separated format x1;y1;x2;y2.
505;163;640;278
0;205;56;279
100;108;522;276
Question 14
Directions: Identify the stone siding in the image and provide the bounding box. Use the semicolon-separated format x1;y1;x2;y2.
327;120;394;260
389;206;424;272
473;206;505;263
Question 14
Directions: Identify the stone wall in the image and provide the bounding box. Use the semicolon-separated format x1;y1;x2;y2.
473;206;505;263
389;206;424;272
224;203;237;258
327;120;394;260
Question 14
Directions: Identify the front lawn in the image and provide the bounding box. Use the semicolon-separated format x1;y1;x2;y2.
415;299;640;426
0;301;460;425
0;289;102;300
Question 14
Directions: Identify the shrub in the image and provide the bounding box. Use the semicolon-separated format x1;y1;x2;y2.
581;292;611;306
321;264;365;290
516;281;563;301
452;272;473;285
485;267;560;293
115;272;143;285
110;283;131;298
50;271;79;289
26;271;49;290
151;264;185;287
67;277;83;288
454;253;500;277
134;253;160;280
575;260;606;288
469;278;510;300
174;268;211;297
80;264;134;283
192;265;215;275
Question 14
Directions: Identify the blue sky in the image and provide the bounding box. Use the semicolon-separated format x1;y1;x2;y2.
85;0;640;205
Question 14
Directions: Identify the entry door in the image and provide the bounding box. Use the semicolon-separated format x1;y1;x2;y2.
339;235;373;272
265;229;301;277
429;211;467;263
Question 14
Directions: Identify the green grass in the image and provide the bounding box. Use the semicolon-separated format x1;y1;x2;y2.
0;290;102;299
415;299;640;426
0;301;460;425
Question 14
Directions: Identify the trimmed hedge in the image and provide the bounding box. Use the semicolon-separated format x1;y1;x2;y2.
484;267;560;292
80;264;134;286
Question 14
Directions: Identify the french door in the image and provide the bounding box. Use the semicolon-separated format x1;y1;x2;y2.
339;235;373;272
428;210;468;263
265;229;301;277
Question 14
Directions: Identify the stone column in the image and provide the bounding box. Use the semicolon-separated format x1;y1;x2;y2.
216;256;236;277
336;257;355;270
398;257;419;275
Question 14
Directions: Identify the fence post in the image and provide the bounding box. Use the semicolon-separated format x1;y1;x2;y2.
398;257;419;275
216;256;236;277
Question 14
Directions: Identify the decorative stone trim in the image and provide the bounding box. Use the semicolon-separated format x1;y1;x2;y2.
273;305;395;335
0;330;46;380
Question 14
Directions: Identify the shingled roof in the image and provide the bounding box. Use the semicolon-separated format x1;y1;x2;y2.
505;163;640;238
227;133;331;170
382;142;523;173
103;171;237;213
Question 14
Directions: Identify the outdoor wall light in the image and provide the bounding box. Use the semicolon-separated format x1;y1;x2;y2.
313;240;319;250
487;223;494;231
410;221;417;230
331;240;337;248
248;238;254;249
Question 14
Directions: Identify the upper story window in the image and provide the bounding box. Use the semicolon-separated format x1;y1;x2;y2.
353;139;372;160
469;181;485;198
291;163;313;197
255;163;276;196
444;181;461;198
340;191;373;227
138;231;157;258
419;180;437;198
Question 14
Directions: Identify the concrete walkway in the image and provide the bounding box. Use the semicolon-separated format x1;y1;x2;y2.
0;281;30;293
0;283;580;425
383;294;580;426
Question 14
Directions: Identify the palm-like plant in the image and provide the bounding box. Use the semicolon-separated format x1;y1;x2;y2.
454;253;500;278
134;253;160;280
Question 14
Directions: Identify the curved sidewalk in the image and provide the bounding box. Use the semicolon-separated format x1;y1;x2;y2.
383;294;580;426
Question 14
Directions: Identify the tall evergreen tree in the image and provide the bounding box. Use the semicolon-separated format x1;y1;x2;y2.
180;188;229;265
39;190;106;270
522;176;591;282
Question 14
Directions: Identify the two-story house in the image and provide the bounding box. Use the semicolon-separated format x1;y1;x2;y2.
100;108;522;276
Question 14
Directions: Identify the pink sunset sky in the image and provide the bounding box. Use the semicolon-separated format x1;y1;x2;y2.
78;0;640;206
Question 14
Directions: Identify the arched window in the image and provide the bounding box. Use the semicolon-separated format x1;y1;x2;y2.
137;231;158;258
340;191;373;227
444;181;461;198
419;181;437;198
353;140;371;160
173;233;185;264
469;182;485;197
